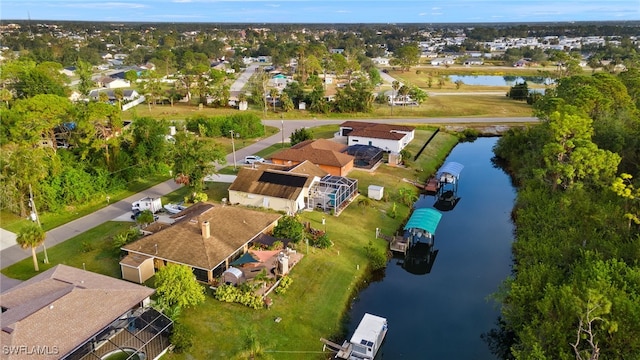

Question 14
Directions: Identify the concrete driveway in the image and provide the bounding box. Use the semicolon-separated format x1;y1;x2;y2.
0;228;17;251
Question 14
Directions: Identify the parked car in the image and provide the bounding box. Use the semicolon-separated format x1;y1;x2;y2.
244;155;265;164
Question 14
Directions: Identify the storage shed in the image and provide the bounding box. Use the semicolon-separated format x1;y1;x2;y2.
368;185;384;200
222;267;245;285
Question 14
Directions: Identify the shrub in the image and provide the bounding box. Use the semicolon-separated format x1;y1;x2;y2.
170;322;194;353
269;240;284;250
112;227;142;249
272;216;305;243
365;241;388;270
275;275;293;295
214;284;263;309
312;233;332;249
81;241;94;253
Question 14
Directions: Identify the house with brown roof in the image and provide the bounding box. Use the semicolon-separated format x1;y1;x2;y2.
229;161;359;215
270;138;354;176
339;121;415;154
0;265;171;360
228;161;328;214
120;202;281;284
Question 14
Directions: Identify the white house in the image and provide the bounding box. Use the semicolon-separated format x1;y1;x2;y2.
99;77;131;89
88;89;140;102
430;57;455;66
339;121;415;154
371;57;391;66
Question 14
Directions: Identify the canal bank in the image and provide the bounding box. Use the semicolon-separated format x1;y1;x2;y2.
346;137;516;359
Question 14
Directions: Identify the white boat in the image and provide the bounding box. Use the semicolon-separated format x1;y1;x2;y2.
323;313;388;360
163;203;187;214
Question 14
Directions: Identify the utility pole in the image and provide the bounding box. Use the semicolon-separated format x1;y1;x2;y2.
281;119;284;148
28;184;49;264
230;130;237;170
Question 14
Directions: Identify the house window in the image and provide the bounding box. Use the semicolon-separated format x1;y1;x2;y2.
352;139;359;142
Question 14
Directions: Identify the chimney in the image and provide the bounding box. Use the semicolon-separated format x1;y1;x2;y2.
201;220;211;239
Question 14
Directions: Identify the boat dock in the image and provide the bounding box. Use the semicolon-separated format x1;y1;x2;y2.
375;229;408;255
321;313;388;360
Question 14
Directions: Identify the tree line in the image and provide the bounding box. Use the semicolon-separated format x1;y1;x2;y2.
0;58;273;217
488;69;640;359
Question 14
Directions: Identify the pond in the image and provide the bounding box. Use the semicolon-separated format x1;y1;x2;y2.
345;137;515;359
449;74;554;86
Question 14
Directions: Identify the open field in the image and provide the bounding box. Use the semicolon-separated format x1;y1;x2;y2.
123;93;534;122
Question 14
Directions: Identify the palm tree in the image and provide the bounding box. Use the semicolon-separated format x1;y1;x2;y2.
113;88;124;109
399;85;410;106
269;88;279;112
232;328;273;360
16;222;46;272
391;80;400;115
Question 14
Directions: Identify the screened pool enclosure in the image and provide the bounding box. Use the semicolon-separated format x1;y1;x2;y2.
308;175;358;214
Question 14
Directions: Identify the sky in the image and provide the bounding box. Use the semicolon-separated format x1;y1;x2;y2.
1;0;639;24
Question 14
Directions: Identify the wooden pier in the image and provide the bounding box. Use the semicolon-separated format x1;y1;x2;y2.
321;338;352;359
376;229;409;255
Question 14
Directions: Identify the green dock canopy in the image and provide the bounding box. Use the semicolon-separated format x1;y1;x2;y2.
404;208;443;235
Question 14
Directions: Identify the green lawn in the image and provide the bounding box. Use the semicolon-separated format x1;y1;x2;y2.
2;221;133;280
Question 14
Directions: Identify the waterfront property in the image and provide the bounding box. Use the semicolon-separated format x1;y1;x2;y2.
0;264;171;360
228;161;327;214
120;202;281;284
338;121;415;154
322;313;388;360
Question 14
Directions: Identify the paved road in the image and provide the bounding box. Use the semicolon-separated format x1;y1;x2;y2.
230;64;258;97
0;116;537;270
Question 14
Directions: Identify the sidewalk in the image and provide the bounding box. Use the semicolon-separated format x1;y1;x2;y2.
0;180;183;269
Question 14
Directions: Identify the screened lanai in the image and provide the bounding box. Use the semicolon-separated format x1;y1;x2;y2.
308;175;358;215
346;144;384;169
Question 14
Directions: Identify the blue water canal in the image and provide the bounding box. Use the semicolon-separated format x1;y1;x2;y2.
346;137;516;359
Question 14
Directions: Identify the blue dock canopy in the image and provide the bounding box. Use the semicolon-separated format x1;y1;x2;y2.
438;162;464;179
404;208;443;235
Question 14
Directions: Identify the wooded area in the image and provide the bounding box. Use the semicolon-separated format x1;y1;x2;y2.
490;70;640;359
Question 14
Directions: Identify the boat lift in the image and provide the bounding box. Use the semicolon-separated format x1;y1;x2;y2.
435;162;464;210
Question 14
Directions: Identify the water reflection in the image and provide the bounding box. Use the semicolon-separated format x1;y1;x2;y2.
345;138;516;359
397;242;439;275
449;74;554;86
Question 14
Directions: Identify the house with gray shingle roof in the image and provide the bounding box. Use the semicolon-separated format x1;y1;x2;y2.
0;265;171;360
